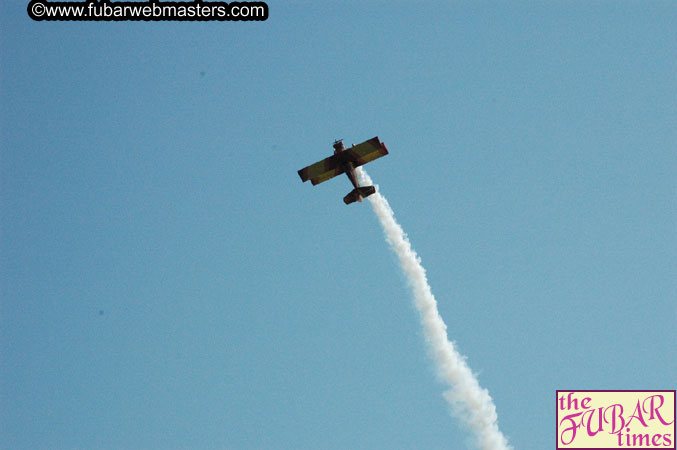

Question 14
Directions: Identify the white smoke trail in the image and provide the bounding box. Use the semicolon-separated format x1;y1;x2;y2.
357;167;511;450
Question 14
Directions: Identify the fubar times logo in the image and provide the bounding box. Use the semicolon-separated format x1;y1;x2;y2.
557;390;675;449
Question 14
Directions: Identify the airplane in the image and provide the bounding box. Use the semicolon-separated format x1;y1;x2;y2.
297;137;389;204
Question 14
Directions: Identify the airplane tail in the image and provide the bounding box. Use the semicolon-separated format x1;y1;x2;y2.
343;186;376;205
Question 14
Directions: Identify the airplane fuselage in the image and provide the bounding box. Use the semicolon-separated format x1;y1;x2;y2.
333;141;362;198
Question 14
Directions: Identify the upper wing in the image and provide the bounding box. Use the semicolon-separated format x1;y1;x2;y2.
343;137;389;168
297;154;345;185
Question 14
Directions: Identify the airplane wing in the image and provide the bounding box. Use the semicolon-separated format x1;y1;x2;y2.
343;137;389;168
297;154;345;185
297;137;388;186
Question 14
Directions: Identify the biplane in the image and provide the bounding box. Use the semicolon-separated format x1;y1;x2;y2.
297;137;389;204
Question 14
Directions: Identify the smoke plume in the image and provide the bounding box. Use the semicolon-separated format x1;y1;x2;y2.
357;167;511;450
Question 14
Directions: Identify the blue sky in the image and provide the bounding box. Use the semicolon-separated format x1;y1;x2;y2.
1;1;675;449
